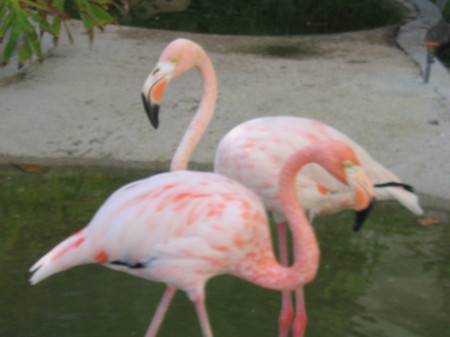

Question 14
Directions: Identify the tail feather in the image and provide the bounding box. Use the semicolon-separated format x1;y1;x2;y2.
29;230;92;285
353;153;423;215
375;185;423;215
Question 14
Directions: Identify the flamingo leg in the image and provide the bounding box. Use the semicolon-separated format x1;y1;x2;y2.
144;286;177;337
292;287;307;337
194;295;214;337
277;221;294;337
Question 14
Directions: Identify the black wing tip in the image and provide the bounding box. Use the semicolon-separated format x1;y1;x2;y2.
110;260;146;269
375;182;415;193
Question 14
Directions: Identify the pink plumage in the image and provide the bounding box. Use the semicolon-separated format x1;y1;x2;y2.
214;111;422;337
215;116;423;220
29;139;374;337
31;38;380;337
30;171;272;290
139;38;421;337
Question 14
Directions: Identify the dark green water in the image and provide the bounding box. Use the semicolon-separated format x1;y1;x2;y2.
118;0;403;35
0;166;449;337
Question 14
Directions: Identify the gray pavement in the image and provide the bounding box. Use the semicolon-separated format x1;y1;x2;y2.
0;0;449;210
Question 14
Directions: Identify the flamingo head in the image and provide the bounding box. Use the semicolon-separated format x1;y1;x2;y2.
315;141;377;231
342;160;378;231
333;149;377;231
342;160;376;210
141;39;205;129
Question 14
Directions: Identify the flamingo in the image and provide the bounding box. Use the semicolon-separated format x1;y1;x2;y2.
141;39;216;172
214;116;424;337
140;39;423;336
29;139;376;337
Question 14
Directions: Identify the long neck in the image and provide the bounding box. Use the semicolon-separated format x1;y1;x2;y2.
235;148;320;291
170;52;217;171
277;148;320;286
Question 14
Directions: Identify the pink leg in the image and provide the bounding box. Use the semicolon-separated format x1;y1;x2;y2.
292;287;307;337
277;221;294;337
144;286;177;337
194;295;214;337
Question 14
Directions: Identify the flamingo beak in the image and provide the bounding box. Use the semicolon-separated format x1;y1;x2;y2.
350;184;376;232
142;77;168;129
353;200;376;232
343;161;377;231
141;61;175;129
141;92;160;129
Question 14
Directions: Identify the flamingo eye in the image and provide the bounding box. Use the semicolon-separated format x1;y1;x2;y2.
343;160;354;169
152;68;160;76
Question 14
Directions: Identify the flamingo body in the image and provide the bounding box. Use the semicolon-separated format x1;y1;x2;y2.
214;115;421;337
30;171;276;297
215;116;423;220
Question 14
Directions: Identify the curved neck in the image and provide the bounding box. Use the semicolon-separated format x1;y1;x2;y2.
277;148;321;286
170;51;217;171
235;148;320;291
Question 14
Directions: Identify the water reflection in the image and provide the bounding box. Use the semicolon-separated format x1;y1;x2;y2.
0;167;448;337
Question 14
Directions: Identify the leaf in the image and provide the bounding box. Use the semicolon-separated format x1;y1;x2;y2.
76;0;115;34
27;31;44;60
11;163;49;174
28;12;54;35
1;0;128;67
84;2;114;25
2;24;21;66
0;9;13;42
417;216;442;226
19;0;49;11
17;35;32;68
52;0;66;11
0;1;7;21
51;15;62;39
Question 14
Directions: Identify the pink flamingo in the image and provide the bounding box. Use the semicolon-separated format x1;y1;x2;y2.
141;39;217;172
140;39;422;336
214;117;423;336
139;39;422;230
29;139;375;337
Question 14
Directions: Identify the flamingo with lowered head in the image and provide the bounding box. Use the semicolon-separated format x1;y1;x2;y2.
29;139;376;337
140;38;422;336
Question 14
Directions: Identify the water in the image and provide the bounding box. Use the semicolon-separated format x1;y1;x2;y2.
118;0;403;36
0;166;449;337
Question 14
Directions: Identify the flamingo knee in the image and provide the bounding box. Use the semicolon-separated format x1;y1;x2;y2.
292;312;307;337
278;301;294;337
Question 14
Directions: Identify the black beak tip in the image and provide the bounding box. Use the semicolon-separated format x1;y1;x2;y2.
141;93;159;129
352;199;376;232
151;109;160;129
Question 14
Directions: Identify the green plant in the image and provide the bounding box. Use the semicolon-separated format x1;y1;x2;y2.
431;0;450;16
0;0;127;68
